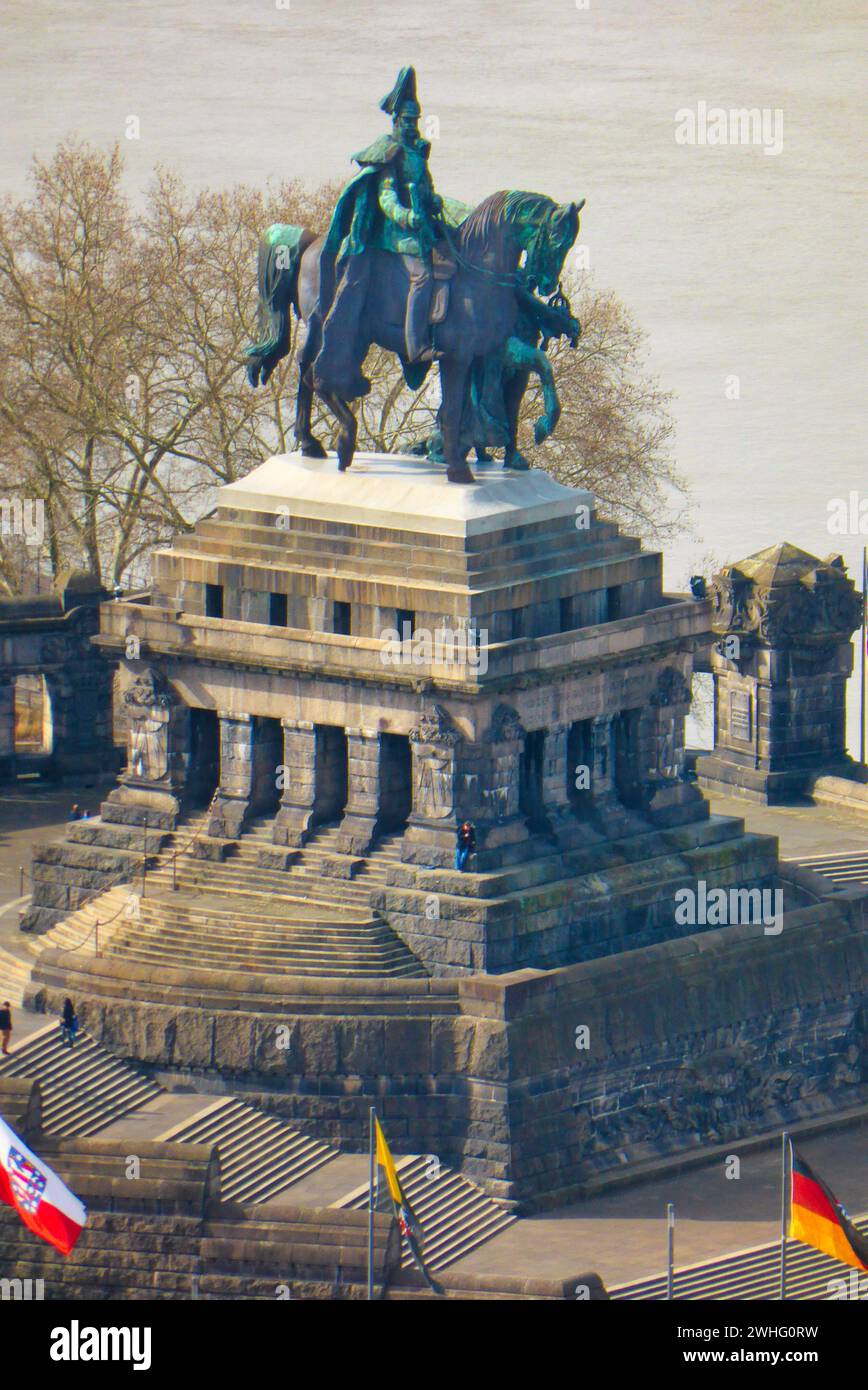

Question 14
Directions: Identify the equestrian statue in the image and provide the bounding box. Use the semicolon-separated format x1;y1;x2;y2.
245;66;584;484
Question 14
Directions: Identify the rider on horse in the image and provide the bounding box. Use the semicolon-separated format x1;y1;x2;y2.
313;66;445;400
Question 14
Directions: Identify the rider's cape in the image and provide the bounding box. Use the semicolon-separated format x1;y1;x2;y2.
314;134;431;328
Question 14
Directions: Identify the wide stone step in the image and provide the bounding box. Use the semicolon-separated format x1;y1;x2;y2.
135;907;390;940
106;943;424;978
112;924;421;964
30;959;448;1012
147;867;371;906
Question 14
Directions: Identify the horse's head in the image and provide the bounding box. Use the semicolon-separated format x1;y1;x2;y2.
457;191;584;295
519;196;584;296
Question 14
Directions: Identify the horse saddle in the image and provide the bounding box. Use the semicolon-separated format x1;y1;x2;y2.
430;240;458;325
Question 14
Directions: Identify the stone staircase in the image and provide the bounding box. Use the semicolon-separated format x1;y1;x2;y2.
337;1154;517;1272
148;813;405;916
0;1022;161;1138
157;1098;338;1204
102;893;425;978
94;809;427;979
611;1215;868;1300
0;946;35;1008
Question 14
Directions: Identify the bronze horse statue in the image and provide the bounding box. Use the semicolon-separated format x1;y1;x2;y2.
246;190;581;484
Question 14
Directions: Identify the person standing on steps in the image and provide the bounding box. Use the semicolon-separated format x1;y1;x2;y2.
455;820;476;872
0;1001;12;1055
61;998;78;1049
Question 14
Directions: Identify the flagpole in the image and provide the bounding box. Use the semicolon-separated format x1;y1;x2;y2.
780;1131;789;1300
367;1106;375;1301
666;1203;675;1300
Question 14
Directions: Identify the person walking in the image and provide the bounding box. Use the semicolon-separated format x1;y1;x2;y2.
0;1001;12;1056
61;998;78;1049
455;820;476;872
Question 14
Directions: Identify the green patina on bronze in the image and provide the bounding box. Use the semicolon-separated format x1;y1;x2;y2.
245;65;584;484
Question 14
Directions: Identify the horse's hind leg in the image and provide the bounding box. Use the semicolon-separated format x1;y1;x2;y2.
439;357;475;484
295;333;328;458
320;392;358;471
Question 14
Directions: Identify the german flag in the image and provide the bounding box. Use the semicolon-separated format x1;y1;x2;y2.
788;1146;868;1272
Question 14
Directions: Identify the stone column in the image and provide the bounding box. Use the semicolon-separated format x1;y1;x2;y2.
273;719;317;846
208;712;254;839
335;727;381;855
542;723;572;830
0;678;14;779
589;714;617;811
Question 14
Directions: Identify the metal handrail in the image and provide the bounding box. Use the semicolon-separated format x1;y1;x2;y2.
35;788;220;957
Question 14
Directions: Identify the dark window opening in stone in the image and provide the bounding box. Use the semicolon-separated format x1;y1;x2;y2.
251;715;282;816
519;728;547;831
188;708;219;806
395;608;415;641
559;596;574;633
614;709;644;809
606;586;622;622
205;583;224;618
313;724;348;825
567;718;593;817
269;591;288;627
333;600;352;636
509;606;524;640
14;674;52;758
379;732;412;833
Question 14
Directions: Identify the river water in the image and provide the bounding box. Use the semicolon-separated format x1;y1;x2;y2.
2;0;865;749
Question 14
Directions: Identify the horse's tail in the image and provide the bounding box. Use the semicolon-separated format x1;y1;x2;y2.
245;224;311;388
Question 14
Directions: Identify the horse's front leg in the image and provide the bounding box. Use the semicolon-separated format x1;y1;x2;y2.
532;346;561;445
439;356;475;484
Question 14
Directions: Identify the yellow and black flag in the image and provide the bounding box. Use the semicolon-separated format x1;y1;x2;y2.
375;1116;444;1296
789;1146;868;1273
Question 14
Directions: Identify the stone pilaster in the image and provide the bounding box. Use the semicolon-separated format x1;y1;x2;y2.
102;665;183;828
643;665;707;827
273;719;317;846
335;727;381;855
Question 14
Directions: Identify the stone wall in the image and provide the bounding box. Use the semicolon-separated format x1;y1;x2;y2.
27;896;868;1210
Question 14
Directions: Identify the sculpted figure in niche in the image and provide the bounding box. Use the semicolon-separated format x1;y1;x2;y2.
124;669;173;782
